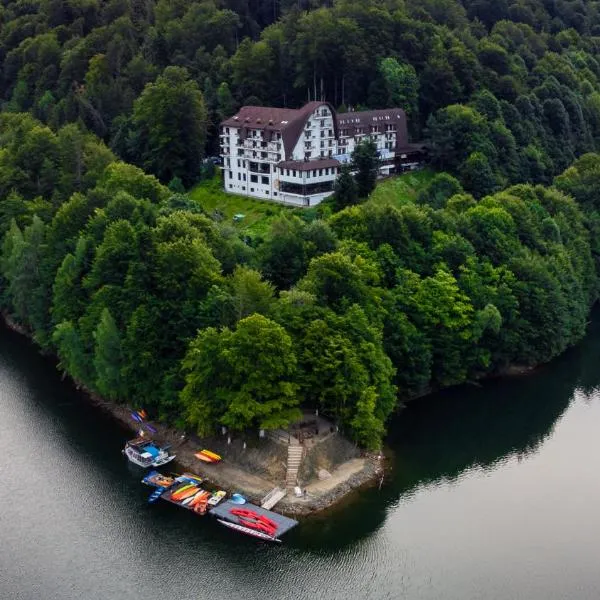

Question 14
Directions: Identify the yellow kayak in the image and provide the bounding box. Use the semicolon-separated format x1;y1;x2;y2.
198;449;221;462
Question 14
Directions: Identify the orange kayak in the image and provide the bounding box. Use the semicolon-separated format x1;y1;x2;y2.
173;487;200;501
188;490;210;508
194;452;215;463
194;450;221;463
170;485;197;500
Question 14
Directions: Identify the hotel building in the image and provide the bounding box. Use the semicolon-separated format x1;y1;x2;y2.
220;101;424;207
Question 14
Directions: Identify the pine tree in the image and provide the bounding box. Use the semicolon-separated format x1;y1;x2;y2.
352;139;380;198
333;164;359;211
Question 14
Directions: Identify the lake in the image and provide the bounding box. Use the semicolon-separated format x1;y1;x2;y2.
2;316;600;600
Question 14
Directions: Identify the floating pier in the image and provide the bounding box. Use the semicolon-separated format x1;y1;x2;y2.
141;471;297;542
210;500;298;542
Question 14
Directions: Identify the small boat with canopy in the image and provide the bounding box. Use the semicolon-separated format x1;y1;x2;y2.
123;437;175;468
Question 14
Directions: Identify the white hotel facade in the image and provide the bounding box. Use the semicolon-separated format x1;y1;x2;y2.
220;101;424;207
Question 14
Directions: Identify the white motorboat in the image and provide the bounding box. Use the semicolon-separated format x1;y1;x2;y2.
123;437;176;468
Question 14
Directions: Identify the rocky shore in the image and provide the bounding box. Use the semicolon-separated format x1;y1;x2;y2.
1;312;383;517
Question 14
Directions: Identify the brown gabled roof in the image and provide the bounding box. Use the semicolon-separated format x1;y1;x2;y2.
337;108;409;146
221;101;338;159
277;158;340;172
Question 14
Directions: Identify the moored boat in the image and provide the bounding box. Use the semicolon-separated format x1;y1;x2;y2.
216;519;281;542
124;437;175;468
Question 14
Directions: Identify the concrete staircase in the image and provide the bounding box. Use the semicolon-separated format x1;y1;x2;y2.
286;443;304;488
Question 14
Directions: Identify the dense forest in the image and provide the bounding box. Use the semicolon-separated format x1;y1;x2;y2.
3;0;600;448
4;0;600;189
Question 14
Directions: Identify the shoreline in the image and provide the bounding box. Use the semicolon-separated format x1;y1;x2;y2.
1;312;382;517
0;310;541;517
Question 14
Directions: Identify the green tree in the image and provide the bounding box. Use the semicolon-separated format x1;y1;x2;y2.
93;308;124;400
379;57;419;117
216;82;236;122
350;387;386;450
130;66;208;187
460;151;498;198
417;172;463;209
352;139;380;198
52;321;93;385
333;164;359;211
181;314;301;433
230;265;275;321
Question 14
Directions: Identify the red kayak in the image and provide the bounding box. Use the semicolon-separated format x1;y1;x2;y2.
230;508;277;530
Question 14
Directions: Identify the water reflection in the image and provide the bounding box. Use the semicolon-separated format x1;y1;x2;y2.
295;312;600;551
2;312;600;568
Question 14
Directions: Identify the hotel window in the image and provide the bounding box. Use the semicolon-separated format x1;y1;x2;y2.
307;171;311;179
238;173;241;181
319;169;323;176
243;174;246;181
250;175;258;183
228;170;232;178
261;176;269;185
293;170;297;177
251;188;254;192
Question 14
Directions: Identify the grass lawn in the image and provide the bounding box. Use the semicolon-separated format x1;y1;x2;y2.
369;168;435;208
188;176;291;239
189;168;435;239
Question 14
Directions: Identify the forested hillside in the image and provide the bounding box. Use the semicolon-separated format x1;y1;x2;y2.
3;0;600;449
2;111;600;449
3;0;600;189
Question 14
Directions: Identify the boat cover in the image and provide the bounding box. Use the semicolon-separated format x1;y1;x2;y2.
209;500;298;538
143;445;160;458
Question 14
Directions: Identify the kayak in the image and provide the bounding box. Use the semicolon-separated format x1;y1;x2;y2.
170;484;195;499
194;452;215;463
173;486;200;501
217;519;280;542
182;491;204;506
188;491;210;508
200;450;221;461
192;495;210;515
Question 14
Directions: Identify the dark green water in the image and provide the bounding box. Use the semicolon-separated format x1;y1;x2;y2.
2;317;600;600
